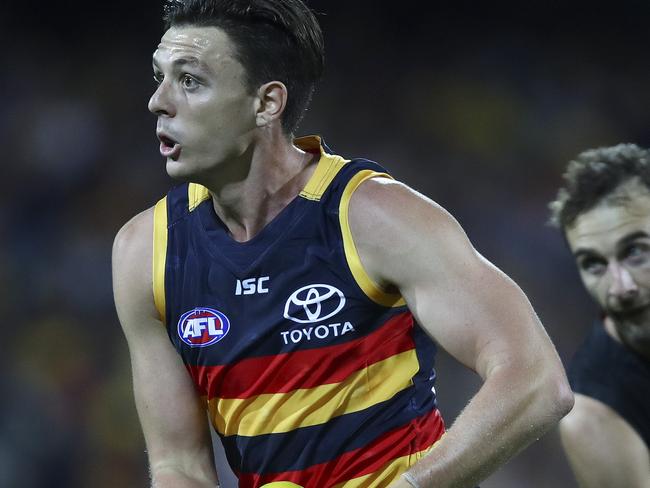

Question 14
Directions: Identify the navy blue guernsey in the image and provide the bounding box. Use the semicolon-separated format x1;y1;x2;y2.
152;136;445;487
569;322;650;448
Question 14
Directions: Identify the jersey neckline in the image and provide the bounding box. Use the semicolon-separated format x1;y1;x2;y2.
192;136;347;275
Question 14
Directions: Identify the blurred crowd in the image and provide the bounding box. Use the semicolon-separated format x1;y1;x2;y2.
2;1;649;486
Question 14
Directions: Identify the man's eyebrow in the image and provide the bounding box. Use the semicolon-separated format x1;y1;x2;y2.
573;248;599;260
618;231;650;247
572;231;650;259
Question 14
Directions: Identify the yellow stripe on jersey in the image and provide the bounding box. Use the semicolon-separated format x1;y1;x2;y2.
334;455;412;488
209;349;418;437
339;170;406;308
188;183;211;211
152;197;168;323
333;446;432;488
299;145;349;201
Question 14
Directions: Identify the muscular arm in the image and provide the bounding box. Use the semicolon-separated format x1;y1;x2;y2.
348;178;574;488
112;208;219;488
560;394;650;488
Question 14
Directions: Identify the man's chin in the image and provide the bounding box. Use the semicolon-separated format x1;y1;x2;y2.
612;317;650;358
166;159;197;182
608;306;650;340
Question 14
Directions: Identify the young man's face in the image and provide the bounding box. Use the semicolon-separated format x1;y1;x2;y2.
149;25;257;182
566;181;650;337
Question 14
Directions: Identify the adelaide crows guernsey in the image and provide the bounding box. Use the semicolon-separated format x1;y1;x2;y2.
152;136;445;487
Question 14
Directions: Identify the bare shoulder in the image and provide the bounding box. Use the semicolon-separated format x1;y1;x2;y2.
112;207;158;327
113;207;154;266
347;176;462;238
347;176;480;288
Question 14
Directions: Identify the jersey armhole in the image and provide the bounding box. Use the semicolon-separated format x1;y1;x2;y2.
339;170;406;308
152;196;168;324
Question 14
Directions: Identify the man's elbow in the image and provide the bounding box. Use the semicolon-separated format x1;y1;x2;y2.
537;366;575;424
551;371;575;420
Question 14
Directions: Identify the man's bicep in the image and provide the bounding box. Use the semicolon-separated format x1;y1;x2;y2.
349;179;549;375
402;235;546;378
412;256;523;362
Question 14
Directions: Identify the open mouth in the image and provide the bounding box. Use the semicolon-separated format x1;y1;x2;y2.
159;134;176;148
158;134;181;159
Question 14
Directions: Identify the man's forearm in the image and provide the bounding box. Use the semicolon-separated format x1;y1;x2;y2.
398;363;573;487
151;461;219;488
152;471;218;488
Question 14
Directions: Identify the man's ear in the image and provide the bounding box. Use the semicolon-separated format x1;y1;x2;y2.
255;81;288;127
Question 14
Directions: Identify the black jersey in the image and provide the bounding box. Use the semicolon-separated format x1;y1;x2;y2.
569;322;650;447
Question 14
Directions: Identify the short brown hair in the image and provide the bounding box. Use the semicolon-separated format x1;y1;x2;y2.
549;143;650;229
162;0;325;135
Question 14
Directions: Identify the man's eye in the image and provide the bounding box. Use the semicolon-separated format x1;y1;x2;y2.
624;243;650;264
579;258;606;275
181;74;199;89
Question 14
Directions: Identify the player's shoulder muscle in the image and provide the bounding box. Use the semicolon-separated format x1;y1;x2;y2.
348;176;464;240
346;176;477;289
112;207;158;327
348;176;472;259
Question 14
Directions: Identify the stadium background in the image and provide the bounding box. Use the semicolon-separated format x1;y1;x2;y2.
2;1;649;486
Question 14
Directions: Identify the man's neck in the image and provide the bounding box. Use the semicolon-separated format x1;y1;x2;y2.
205;135;319;242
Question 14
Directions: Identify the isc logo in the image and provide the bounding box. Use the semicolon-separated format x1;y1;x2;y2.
177;308;230;347
235;276;270;295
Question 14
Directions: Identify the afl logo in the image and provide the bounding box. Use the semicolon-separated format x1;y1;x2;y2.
284;284;346;324
177;308;230;348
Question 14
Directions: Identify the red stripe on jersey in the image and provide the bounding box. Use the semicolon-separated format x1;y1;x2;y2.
187;312;414;399
236;407;445;488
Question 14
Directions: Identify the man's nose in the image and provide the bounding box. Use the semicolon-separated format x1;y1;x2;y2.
148;82;176;117
607;263;639;305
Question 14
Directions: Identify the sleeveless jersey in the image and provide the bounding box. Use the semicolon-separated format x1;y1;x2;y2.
569;322;650;447
152;136;445;487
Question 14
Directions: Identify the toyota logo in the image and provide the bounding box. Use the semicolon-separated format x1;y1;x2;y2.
283;284;346;323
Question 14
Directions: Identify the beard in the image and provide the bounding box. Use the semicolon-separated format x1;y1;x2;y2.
608;307;650;360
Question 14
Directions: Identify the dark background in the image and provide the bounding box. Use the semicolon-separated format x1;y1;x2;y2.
2;1;649;486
